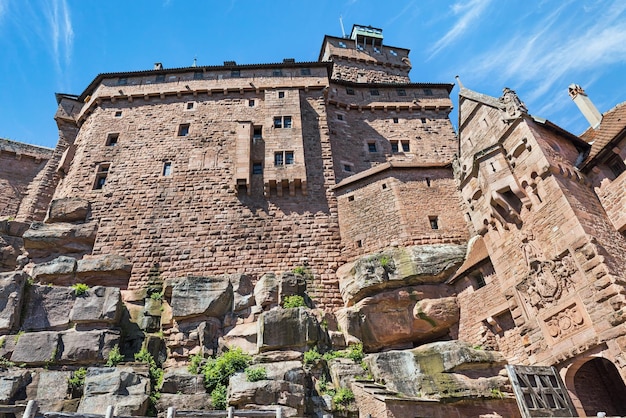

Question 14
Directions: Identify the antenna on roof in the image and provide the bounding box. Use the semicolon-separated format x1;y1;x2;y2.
339;15;346;38
192;56;197;67
455;75;464;89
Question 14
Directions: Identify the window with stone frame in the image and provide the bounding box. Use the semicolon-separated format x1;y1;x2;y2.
273;116;292;129
274;151;294;166
367;142;377;153
106;133;119;146
93;163;110;190
252;162;263;174
606;154;626;179
162;162;172;176
253;126;263;140
178;123;190;137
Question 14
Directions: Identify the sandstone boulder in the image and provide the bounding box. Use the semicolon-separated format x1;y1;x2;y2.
260;360;307;387
169;276;233;320
365;341;509;400
11;331;59;365
166;318;222;360
337;244;466;306
328;357;366;388
0;235;23;271
59;329;120;364
35;370;73;412
278;271;307;302
229;273;255;312
79;367;150;416
46;197;90;223
0;219;30;237
156;394;212;411
221;322;258;354
75;254;133;288
70;286;121;324
254;273;279;309
335;286;459;351
30;255;77;285
0;271;26;332
23;221;98;261
161;368;204;394
22;285;74;331
0;369;31;403
228;372;305;415
258;307;321;352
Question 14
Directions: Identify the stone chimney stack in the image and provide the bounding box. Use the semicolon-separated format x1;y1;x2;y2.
568;84;602;129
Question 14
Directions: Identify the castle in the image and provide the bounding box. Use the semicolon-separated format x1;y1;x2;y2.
1;24;626;417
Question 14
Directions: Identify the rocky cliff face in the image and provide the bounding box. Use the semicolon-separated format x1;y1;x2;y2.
0;199;519;418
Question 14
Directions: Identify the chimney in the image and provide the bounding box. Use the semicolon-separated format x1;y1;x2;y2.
154;62;163;70
568;84;602;129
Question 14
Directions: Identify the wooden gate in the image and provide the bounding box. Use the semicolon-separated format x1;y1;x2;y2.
506;365;577;417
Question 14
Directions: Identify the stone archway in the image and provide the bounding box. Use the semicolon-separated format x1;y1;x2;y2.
572;357;626;416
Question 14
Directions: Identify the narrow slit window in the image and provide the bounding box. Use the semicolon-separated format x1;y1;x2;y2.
186;102;194;110
248;99;255;107
93;163;110;190
163;162;172;176
401;141;410;152
429;216;439;230
278;91;285;99
391;141;399;153
393;117;399;123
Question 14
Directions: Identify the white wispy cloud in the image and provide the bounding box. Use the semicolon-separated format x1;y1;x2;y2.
428;0;492;59
385;0;417;27
45;0;73;75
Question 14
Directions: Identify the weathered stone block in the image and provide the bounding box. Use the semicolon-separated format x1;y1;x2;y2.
0;234;23;270
169;276;233;320
35;370;73;411
161;368;204;394
23;221;98;261
11;331;59;365
254;273;279;309
221;321;258;354
31;255;77;285
75;254;133;288
258;307;320;351
0;369;31;403
21;285;74;331
47;197;91;223
70;286;121;324
78;366;150;416
59;329;121;364
0;271;26;332
229;372;305;414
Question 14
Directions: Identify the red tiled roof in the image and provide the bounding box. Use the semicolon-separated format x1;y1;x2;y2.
581;101;626;167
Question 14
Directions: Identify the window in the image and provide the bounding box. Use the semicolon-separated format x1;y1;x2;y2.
382;183;387;190
389;49;398;56
231;69;240;78
178;123;190;137
607;155;626;179
163;162;172;176
429;216;439;230
368;142;377;153
248;99;255;107
253;126;263;139
194;71;203;80
348;195;355;201
393;117;399;123
370;89;379;96
252;162;263;174
186;102;194;110
300;68;311;75
391;141;399;153
397;89;406;96
421;118;427;123
114;111;122;117
156;74;165;83
339;41;347;48
401;140;410;152
346;87;355;95
343;163;353;172
475;273;486;289
117;78;127;86
426;178;431;187
274;151;294;166
273;69;283;77
424;88;433;96
273;116;292;128
278;91;285;99
106;133;119;146
93;163;110;190
337;114;344;121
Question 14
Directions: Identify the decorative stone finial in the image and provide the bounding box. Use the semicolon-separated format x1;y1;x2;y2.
500;87;528;121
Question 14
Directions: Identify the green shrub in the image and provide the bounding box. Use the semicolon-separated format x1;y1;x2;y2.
347;343;364;363
245;366;267;382
188;353;204;374
149;290;164;301
211;384;228;410
0;357;15;368
135;348;164;390
322;350;343;361
68;367;87;390
105;345;124;367
332;387;355;410
71;283;90;296
0;336;5;348
282;295;306;309
303;347;322;365
292;266;307;275
202;348;251;392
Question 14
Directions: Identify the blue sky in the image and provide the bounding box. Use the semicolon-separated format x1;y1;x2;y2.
1;0;625;149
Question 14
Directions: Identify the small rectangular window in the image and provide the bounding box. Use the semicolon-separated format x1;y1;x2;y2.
607;155;626;179
93;163;110;190
401;141;410;152
163;162;172;176
253;126;263;139
337;114;344;121
429;216;439;230
117;78;128;86
106;133;119;146
424;88;433;96
370;89;379;96
300;68;311;75
343;164;353;172
249;99;255;107
346;87;355;95
231;69;240;78
178;123;190;137
274;152;284;166
475;273;486;289
391;141;399;153
283;116;292;128
156;74;165;83
368;142;377;153
397;89;406;96
421;118;427;123
273;69;283;77
339;41;347;48
285;151;294;165
393;117;399;123
278;91;285;99
252;162;263;174
194;71;203;80
273;117;282;129
348;195;355;202
114;111;122;117
186;102;194;110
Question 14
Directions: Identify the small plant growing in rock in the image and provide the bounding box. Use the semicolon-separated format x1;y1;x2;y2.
347;343;364;363
245;366;267;382
13;331;24;343
188;353;204;374
322;350;343;361
68;367;87;394
105;344;124;366
490;388;504;399
202;348;251;392
292;266;307;275
282;295;306;309
71;283;90;296
0;336;5;348
211;384;228;410
149;289;164;301
0;357;15;368
332;387;355;410
135;348;164;416
303;347;322;365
